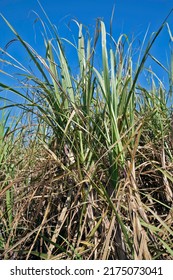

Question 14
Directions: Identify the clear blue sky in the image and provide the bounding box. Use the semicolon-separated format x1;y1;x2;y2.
0;0;173;110
0;0;173;33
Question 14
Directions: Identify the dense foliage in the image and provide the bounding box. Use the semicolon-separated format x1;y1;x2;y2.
0;10;173;259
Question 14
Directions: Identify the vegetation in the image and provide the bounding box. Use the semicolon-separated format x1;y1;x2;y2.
0;8;173;259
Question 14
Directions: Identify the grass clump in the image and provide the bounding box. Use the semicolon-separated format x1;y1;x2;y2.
0;9;173;259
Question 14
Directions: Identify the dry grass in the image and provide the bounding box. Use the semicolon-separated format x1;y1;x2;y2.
0;120;173;260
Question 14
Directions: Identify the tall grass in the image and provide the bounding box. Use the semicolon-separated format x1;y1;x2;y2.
0;9;173;259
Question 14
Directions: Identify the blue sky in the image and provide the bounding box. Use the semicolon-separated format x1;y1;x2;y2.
0;0;173;112
0;0;172;32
